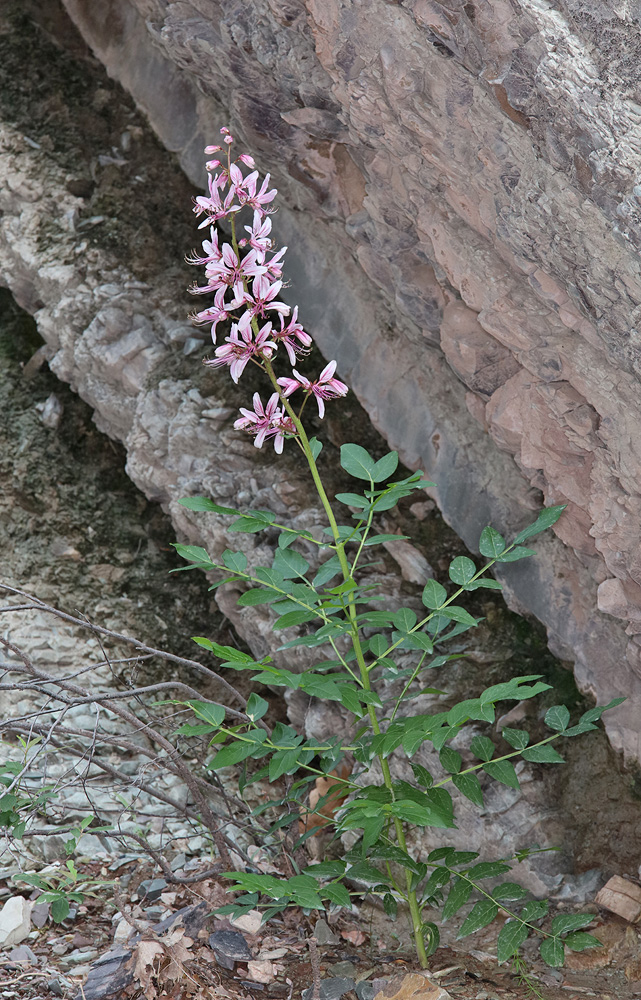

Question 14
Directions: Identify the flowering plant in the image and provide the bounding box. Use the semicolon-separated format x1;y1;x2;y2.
175;129;618;971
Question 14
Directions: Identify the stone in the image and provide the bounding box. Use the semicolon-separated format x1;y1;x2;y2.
302;977;356;1000
136;878;168;902
30;902;49;928
42;0;641;769
373;973;452;1000
231;909;263;935
595;876;641;923
208;929;253;968
8;944;37;964
313;918;339;946
0;896;33;949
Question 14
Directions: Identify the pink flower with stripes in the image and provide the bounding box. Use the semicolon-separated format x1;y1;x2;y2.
278;360;348;418
204;322;276;383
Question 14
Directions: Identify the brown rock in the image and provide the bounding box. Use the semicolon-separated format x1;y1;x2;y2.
374;972;452;1000
596;877;641;923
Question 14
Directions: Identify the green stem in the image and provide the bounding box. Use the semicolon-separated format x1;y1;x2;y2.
259;363;429;966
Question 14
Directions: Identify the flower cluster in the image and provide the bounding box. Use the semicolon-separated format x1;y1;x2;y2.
189;127;348;451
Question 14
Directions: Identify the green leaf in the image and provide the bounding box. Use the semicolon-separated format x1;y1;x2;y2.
448;557;476;586
362;533;410;546
411;764;433;789
457;899;499;938
273;548;310;579
502;728;529;750
323;883;351;908
520;900;549;923
437;606;479;627
209;741;263;770
550;913;594;935
50;897;70;923
346;861;390;885
423;866;451;897
313;555;342;588
393;608;417;632
513;504;566;544
335;492;371;509
496;546;536;562
383;893;397;918
521;744;565;764
469;736;495;762
479;527;506;558
222;549;248;573
442;877;473;921
340;443;376;481
246;693;269;722
540;937;565;967
274;610;317;630
178;497;240;515
439;746;462;774
173;543;214;566
452;773;483;807
467;862;511;880
237;588;280;606
492;883;528;901
545;705;571;732
422;580;447;610
186;700;225;727
564;931;601;952
372;451;399;482
483;760;520;790
496;919;529;963
304;861;347;879
309;437;323;460
465;579;503;591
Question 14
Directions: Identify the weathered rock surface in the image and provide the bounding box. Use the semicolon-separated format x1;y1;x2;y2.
29;0;641;764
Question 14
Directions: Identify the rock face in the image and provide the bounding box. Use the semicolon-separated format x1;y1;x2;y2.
50;0;641;761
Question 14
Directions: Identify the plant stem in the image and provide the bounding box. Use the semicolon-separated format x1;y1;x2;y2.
260;367;430;967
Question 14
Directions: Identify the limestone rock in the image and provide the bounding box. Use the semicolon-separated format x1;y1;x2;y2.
44;0;641;763
0;896;33;949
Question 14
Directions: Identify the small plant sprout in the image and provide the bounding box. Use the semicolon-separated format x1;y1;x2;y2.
175;128;619;969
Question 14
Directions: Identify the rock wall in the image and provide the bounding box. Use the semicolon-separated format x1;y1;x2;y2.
52;0;641;762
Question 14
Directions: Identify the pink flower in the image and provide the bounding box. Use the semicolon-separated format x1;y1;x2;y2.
191;287;229;342
238;171;277;215
242;211;273;251
272;307;313;365
278;360;348;418
204;321;276;383
194;173;240;227
185;227;222;266
193;244;267;293
234;393;296;453
233;275;290;331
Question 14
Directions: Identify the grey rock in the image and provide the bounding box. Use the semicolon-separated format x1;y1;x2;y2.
30;902;49;928
137;878;168;902
8;943;37;964
50;0;641;767
0;896;32;948
208;929;252;968
355;983;376;1000
330;961;357;978
302;977;356;1000
313;918;339;946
